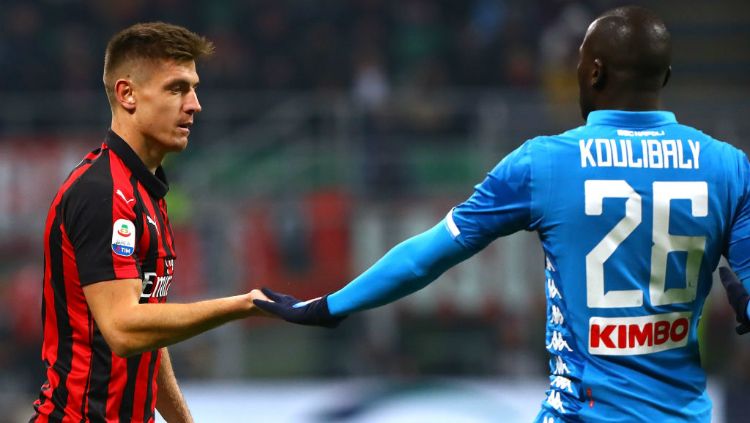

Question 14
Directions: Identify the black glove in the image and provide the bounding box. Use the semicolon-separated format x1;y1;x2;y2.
719;266;750;335
253;287;346;328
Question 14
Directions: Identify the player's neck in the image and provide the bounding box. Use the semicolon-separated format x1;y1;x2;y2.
110;119;164;174
596;90;663;112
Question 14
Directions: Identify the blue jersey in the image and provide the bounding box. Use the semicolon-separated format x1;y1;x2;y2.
448;110;750;422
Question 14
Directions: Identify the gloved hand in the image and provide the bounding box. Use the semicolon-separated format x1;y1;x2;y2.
719;266;750;335
253;287;346;328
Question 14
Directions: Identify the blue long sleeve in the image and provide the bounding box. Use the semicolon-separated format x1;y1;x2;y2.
327;220;475;316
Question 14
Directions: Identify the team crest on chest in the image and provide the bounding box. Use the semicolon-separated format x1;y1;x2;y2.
111;218;136;256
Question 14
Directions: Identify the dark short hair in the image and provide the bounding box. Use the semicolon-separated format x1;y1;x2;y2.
103;22;214;104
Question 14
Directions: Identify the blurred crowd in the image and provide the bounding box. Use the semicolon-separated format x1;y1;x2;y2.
2;1;750;421
0;0;606;96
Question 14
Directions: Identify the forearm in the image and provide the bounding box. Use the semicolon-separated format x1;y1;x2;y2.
112;294;251;357
327;221;474;315
156;348;192;423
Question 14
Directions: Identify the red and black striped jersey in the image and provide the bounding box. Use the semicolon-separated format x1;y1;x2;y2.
32;130;177;423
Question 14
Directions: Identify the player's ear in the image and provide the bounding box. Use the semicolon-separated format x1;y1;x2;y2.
114;79;136;112
662;66;671;88
592;58;605;90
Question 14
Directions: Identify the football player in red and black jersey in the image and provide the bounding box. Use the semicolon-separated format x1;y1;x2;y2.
31;22;267;423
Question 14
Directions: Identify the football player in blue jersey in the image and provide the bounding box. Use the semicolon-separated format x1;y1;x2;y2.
255;5;750;422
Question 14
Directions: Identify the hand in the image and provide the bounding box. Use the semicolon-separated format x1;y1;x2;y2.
719;266;750;335
252;287;346;328
247;289;273;317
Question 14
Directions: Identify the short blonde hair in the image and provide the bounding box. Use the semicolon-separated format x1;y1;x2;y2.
103;22;214;105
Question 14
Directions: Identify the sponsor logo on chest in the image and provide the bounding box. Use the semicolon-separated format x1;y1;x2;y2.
589;312;691;355
141;259;175;301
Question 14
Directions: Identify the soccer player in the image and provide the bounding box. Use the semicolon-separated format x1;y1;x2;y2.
31;23;267;422
254;6;750;422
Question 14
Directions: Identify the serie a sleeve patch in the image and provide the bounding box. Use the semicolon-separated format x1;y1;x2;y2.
111;218;136;257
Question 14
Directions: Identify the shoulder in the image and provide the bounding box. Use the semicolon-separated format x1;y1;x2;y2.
502;135;553;160
522;127;586;154
498;134;562;170
671;122;750;196
61;149;136;224
675;122;748;167
671;121;744;152
62;152;114;207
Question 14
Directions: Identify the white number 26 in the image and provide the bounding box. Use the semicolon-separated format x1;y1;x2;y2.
585;180;707;308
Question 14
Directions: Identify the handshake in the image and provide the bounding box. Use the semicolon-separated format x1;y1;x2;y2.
249;266;749;334
250;288;346;328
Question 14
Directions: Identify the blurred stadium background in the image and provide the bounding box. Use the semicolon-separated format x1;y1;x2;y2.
1;0;748;422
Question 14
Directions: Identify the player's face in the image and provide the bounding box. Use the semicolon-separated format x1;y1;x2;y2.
133;60;201;153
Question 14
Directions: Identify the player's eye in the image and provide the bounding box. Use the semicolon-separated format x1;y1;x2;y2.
167;82;189;94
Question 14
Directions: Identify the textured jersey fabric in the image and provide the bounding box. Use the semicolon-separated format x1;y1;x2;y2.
32;130;177;423
327;109;749;422
449;110;750;422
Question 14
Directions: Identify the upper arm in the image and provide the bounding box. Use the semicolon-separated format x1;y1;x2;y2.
727;152;750;282
448;140;538;251
63;169;141;286
83;278;142;350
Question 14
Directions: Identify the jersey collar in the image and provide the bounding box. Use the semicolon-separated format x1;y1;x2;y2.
586;110;677;128
105;130;169;199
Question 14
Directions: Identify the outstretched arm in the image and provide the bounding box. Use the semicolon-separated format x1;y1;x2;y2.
254;220;475;325
255;141;542;326
327;220;473;315
84;281;268;357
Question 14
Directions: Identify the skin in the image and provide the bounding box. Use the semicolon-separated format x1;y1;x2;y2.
110;58;202;172
156;348;192;422
82;56;269;422
576;6;672;120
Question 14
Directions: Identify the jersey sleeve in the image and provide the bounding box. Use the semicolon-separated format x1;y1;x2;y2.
447;140;540;251
727;151;750;282
63;173;141;286
326;220;474;315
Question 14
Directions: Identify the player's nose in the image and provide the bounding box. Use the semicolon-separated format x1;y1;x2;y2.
185;90;201;114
